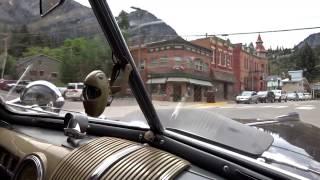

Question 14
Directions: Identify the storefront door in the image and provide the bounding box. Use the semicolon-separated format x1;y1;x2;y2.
194;85;202;102
173;84;182;102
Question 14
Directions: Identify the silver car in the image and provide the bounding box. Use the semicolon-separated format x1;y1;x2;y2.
236;91;259;104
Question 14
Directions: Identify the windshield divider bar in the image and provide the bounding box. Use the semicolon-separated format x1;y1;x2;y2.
88;0;164;134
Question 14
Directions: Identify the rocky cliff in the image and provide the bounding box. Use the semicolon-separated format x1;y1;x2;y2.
297;32;320;49
0;0;177;47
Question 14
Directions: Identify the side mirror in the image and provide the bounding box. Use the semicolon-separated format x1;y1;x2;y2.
40;0;64;16
83;70;109;117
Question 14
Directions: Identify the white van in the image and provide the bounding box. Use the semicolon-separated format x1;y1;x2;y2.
271;90;287;102
64;83;84;101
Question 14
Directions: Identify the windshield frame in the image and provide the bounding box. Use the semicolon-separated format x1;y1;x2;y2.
88;0;163;134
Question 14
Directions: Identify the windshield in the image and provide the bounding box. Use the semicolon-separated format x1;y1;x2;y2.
1;0;320;161
257;91;267;95
241;91;253;96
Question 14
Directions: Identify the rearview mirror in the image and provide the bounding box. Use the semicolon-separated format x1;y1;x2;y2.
40;0;64;16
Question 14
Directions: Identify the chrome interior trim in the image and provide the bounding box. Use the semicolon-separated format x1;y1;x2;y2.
14;154;44;180
89;144;144;180
165;130;308;180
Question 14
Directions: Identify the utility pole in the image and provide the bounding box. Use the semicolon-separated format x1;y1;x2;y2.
1;34;9;79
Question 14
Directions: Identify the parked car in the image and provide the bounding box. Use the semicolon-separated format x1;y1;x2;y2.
287;92;299;101
257;91;275;103
64;82;84;101
297;92;305;101
236;91;259;104
0;80;17;91
5;80;30;93
271;90;287;102
303;92;312;100
58;87;67;97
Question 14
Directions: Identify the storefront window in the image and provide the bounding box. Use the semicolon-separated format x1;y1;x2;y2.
160;84;166;94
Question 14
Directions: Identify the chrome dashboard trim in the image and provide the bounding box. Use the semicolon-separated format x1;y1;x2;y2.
165;130;308;180
14;154;44;180
89;144;144;180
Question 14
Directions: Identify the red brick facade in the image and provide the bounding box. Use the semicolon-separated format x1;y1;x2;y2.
232;35;268;94
131;37;215;102
130;35;268;101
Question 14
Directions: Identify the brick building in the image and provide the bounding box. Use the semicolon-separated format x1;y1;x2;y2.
16;54;61;83
191;37;236;100
131;37;215;102
233;35;268;94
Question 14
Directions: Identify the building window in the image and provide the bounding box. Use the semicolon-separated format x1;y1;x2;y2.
194;58;204;71
174;57;182;64
39;70;44;76
212;50;215;64
30;70;37;76
159;56;168;64
151;58;158;65
204;63;209;71
149;48;154;52
151;84;158;94
160;84;166;94
51;72;58;78
185;57;193;68
140;60;145;69
221;53;226;66
217;51;221;65
174;45;183;49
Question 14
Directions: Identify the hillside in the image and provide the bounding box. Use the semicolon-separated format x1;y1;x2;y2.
0;0;177;47
297;32;320;49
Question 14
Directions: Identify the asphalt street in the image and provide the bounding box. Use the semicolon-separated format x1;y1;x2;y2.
61;98;320;128
1;90;319;128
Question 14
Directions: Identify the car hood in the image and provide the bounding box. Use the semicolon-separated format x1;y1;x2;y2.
121;108;320;178
237;115;320;179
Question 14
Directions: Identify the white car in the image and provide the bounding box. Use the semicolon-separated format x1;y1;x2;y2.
64;83;84;101
297;92;305;101
236;91;259;104
303;93;312;100
271;90;287;102
287;92;298;101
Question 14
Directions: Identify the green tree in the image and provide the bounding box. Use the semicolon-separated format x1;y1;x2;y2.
295;43;318;81
8;25;31;57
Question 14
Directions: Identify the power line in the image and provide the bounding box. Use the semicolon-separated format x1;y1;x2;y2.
214;26;320;37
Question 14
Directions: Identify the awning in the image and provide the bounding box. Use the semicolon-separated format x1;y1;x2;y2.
146;78;167;84
189;79;213;87
167;77;189;82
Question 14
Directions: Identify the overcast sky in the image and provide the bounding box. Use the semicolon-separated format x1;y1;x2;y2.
75;0;320;49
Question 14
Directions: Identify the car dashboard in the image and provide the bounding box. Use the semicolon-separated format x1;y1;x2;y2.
0;124;224;180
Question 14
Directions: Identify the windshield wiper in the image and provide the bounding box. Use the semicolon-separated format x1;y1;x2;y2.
6;64;33;100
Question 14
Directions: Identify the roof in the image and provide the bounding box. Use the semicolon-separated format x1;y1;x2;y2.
145;36;212;53
16;54;61;66
256;34;263;43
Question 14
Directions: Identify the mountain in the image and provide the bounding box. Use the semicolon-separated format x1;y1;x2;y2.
124;7;178;46
297;32;320;49
0;0;177;47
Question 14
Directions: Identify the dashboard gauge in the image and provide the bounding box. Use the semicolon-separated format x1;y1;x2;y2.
14;154;44;180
